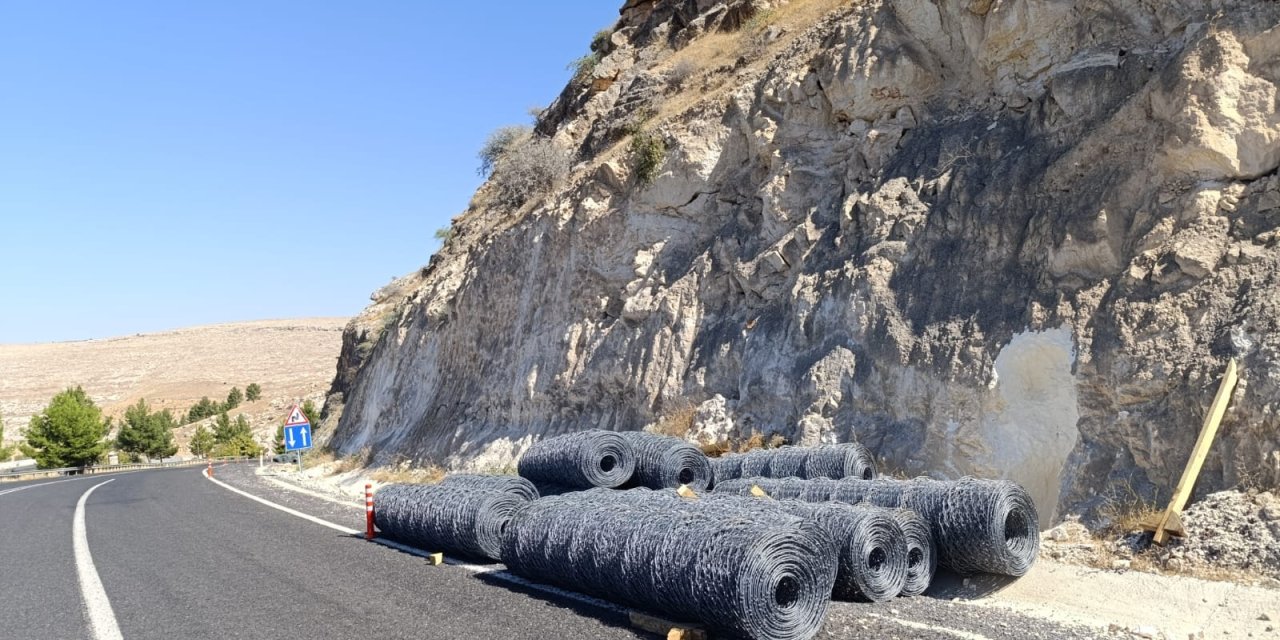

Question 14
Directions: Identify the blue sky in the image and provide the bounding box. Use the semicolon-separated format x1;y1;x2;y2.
0;2;618;343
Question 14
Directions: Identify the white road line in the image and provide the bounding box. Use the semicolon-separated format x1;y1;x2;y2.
201;469;628;615
0;476;88;497
73;480;123;640
203;469;359;535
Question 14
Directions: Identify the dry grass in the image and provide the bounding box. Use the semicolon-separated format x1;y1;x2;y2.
1096;483;1162;539
700;430;787;457
651;0;851;124
302;449;336;466
649;402;697;439
333;448;371;474
370;463;446;485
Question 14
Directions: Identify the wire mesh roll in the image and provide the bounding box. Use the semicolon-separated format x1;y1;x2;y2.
711;443;878;482
801;443;878;480
706;495;908;602
892;508;936;596
517;429;636;489
619;431;713;490
935;478;1040;576
710;455;742;486
765;447;810;477
439;474;540;501
373;483;523;560
715;476;1040;577
501;488;838;640
738;449;773;477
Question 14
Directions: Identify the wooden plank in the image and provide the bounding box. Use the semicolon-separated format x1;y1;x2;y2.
749;485;770;498
675;484;698;499
628;611;707;640
1145;359;1238;544
427;552;444;566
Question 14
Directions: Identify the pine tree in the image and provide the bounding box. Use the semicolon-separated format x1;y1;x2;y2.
117;400;179;462
245;383;262;402
273;424;286;455
301;399;321;426
186;396;221;423
21;387;110;468
189;425;214;459
225;387;243;410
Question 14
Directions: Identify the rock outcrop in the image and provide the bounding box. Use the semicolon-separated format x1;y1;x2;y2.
324;0;1280;523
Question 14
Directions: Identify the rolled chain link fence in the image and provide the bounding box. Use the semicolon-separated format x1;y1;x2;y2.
501;488;838;640
373;483;528;561
439;474;540;501
517;429;636;489
619;431;713;490
710;443;877;485
714;476;1039;577
702;494;908;602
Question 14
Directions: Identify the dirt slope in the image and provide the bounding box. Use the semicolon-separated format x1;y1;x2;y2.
0;318;346;446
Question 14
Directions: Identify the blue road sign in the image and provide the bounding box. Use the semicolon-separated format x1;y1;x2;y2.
284;422;312;452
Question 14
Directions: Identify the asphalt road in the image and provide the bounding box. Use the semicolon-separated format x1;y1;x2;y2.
0;464;1117;639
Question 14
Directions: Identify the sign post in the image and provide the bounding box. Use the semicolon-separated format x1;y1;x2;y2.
282;404;313;474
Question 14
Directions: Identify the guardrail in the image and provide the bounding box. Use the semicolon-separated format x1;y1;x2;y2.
0;457;250;482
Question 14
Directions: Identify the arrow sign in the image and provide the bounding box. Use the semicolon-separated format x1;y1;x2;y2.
282;405;313;452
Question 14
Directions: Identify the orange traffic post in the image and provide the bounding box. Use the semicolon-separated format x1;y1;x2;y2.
365;483;376;540
207;461;213;478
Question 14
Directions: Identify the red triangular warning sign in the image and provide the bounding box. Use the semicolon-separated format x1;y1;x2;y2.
284;405;309;426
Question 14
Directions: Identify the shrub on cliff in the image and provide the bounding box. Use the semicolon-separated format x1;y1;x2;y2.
477;125;533;178
487;135;572;210
630;130;667;185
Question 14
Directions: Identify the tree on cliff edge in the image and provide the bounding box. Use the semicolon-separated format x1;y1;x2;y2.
21;387;110;468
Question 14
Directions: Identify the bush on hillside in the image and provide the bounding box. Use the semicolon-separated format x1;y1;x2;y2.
477;125;533;178
226;387;243;409
630;131;667;185
488;136;573;210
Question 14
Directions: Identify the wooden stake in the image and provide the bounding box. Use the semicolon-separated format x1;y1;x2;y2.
749;485;770;498
628;612;706;640
675;484;698;499
1143;359;1239;544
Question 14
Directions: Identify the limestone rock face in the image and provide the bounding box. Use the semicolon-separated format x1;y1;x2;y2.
325;0;1280;523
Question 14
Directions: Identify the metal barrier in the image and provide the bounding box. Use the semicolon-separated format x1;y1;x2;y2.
0;457;249;482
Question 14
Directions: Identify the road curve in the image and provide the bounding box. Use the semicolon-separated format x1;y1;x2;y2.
1;465;640;640
1;464;1112;640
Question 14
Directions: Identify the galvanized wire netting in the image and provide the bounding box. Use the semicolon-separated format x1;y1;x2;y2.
802;444;878;480
713;476;1040;577
618;431;713;490
373;483;527;561
439;474;540;501
701;495;908;602
710;443;877;484
501;488;838;640
517;429;636;489
892;508;936;596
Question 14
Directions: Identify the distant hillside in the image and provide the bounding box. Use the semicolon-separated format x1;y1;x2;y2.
0;318;346;450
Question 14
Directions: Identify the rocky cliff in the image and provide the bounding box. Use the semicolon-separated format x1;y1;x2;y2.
323;0;1280;523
